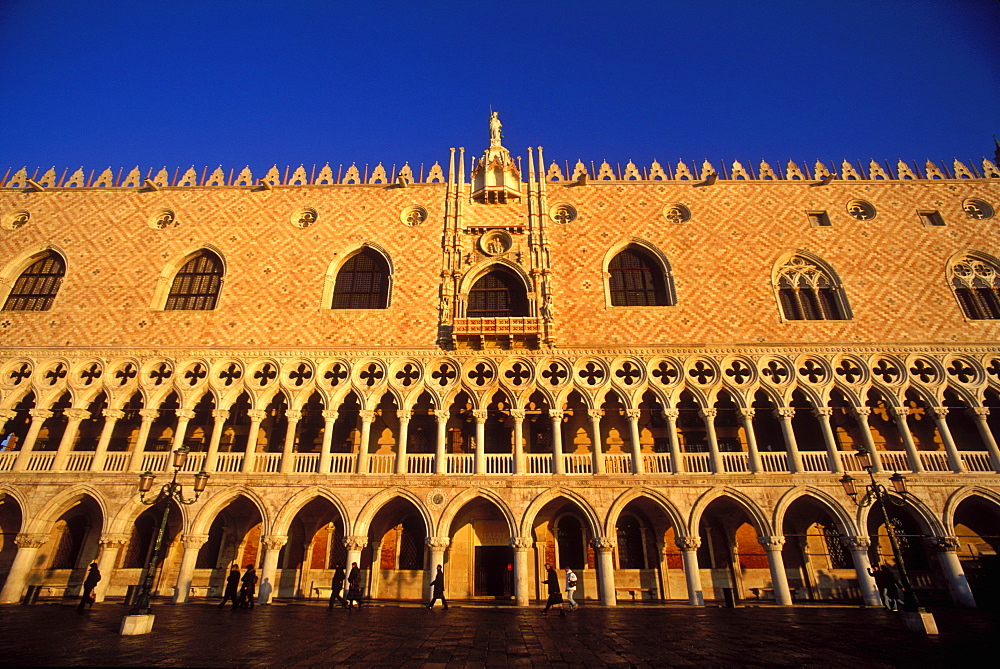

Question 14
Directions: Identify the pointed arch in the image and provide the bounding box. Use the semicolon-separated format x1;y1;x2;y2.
604;487;687;537
773;486;859;537
152;245;226;311
689;487;772;537
602;240;676;307
943;485;1000;535
437;488;517;537
271;487;352;537
326;244;392;309
189;486;272;536
947;251;1000;320
519;487;601;537
1;246;67;311
772;251;851;321
463;263;531;318
353;487;432;537
25;486;108;535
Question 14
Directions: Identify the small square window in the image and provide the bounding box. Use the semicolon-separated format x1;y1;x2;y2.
918;210;945;227
807;211;831;227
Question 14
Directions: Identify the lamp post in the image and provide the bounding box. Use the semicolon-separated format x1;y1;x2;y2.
121;446;208;635
839;448;924;614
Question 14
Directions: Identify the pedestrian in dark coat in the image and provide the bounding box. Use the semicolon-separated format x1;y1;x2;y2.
77;562;101;612
219;565;241;608
427;564;448;610
328;564;348;609
542;562;565;616
346;562;362;608
237;565;258;609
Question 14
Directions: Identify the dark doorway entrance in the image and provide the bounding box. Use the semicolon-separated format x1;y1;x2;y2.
475;546;514;598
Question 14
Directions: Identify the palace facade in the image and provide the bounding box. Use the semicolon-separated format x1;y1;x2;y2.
1;122;999;608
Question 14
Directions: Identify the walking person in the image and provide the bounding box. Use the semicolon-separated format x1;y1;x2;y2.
541;562;565;616
868;564;900;612
427;564;448;610
328;563;348;610
237;565;258;610
77;562;101;612
346;562;363;608
219;564;241;608
564;567;579;611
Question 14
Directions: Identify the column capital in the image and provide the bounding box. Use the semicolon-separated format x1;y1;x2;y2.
15;533;48;549
698;408;717;420
674;536;701;550
590;537;616;552
182;533;210;549
397;409;413;422
358;409;376;423
433;409;450;422
812;407;833;418
509;536;533;551
0;409;16;420
738;408;756;420
322;409;339;422
930;406;949;420
757;535;786;550
102;408;125;420
64;408;90;421
509;409;526;421
426;536;451;550
850;406;872;419
211;409;230;420
969;406;990;420
285;409;302;422
99;533;131;548
773;408;795;420
344;535;369;551
890;406;910;420
587;409;603;420
175;409;197;421
138;409;159;421
662;408;679;420
840;535;871;551
625;408;642;420
261;535;288;551
931;536;961;552
548;409;565;420
28;409;53;420
471;409;488;423
247;409;267;421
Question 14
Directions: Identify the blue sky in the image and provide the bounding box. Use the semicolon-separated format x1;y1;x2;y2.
1;0;997;178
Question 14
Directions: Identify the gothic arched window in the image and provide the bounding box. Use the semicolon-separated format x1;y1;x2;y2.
332;249;390;309
775;255;850;320
950;254;1000;320
467;268;529;317
608;246;673;306
3;251;65;311
165;250;224;311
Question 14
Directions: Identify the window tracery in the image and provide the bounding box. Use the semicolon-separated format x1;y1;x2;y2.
949;254;1000;320
775;255;850;321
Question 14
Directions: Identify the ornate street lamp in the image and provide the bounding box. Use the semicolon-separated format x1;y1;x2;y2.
839;448;922;613
127;446;209;618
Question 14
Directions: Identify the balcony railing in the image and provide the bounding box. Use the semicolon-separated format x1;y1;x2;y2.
215;453;244;472
407;454;434;474
684;453;711;473
527;453;552;474
643;453;672;474
369;454;394;474
451;317;541;335
0;452;16;472
564;454;593;474
605;454;631;474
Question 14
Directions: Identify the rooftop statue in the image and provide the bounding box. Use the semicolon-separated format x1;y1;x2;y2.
489;111;503;148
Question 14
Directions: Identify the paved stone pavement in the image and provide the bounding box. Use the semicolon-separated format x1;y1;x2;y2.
0;600;997;667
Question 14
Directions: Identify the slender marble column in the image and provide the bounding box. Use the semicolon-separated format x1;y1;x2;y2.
344;536;369;602
426;537;451;597
12;409;53;471
588;409;605;474
204;409;229;472
127;409;160;473
738;408;763;474
625;408;645;475
592;538;617;606
933;536;976;607
258;535;288;604
173;534;209;603
94;535;129;602
812;407;844;473
549;410;565;475
0;409;15;434
700;408;724;474
240;409;266;474
890;406;924;473
851;407;883;473
51;408;90;471
842;536;881;607
675;536;704;606
356;410;375;475
510;410;525;474
663;409;683;474
0;533;48;603
473;409;487;474
279;409;302;474
759;536;793;605
319;409;338;473
773;408;803;474
510;536;533;606
434;409;449;475
931;407;967;473
395;410;411;475
969;408;1000;473
171;409;196;452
